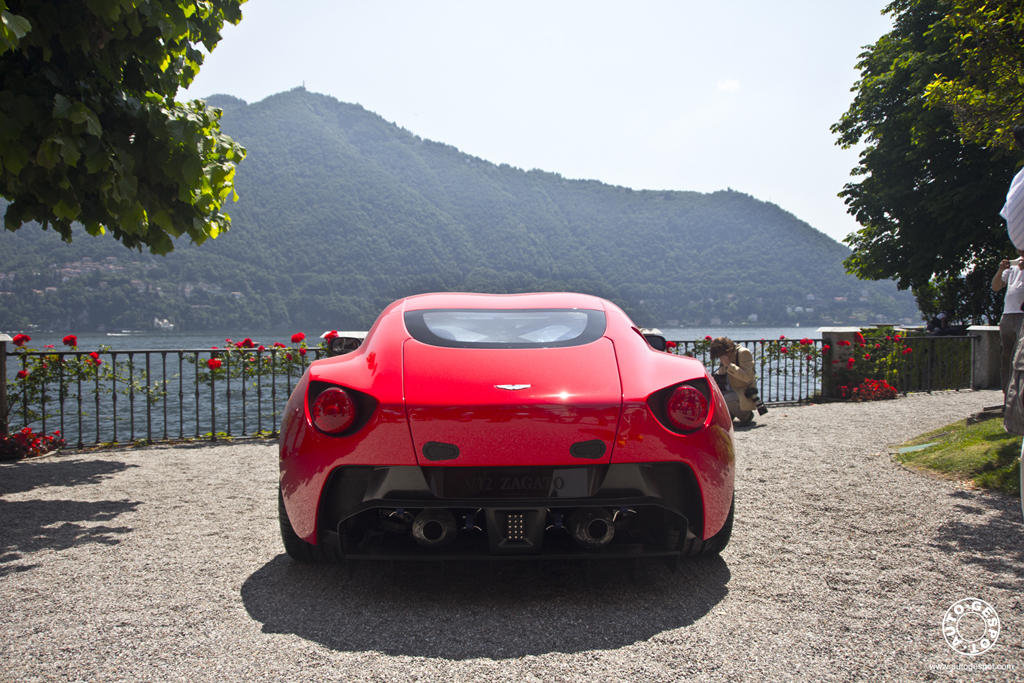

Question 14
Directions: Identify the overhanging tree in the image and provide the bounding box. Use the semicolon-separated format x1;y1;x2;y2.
0;0;246;255
924;0;1024;152
833;0;1018;323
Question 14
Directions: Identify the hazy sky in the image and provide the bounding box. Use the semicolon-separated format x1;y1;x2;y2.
184;0;893;244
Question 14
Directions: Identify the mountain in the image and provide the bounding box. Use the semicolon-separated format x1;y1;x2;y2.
0;87;918;332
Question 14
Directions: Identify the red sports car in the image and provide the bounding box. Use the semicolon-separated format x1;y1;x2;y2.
279;292;735;565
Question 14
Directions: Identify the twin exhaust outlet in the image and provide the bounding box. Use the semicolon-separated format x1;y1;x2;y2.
409;507;616;551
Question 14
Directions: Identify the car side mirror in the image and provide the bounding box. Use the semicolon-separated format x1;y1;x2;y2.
327;336;363;357
643;334;667;351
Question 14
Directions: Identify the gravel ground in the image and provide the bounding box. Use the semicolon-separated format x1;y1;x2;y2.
1;389;1022;682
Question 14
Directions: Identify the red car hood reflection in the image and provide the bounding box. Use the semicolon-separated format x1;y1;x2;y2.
403;338;622;466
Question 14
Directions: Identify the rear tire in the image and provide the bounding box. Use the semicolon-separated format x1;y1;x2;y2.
279;487;340;563
681;496;734;557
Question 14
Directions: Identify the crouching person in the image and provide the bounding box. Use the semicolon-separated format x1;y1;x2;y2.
709;336;764;426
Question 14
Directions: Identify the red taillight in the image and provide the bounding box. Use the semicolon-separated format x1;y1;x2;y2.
666;385;709;431
311;387;356;434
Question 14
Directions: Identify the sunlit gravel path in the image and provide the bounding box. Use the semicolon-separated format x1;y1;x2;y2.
1;389;1022;682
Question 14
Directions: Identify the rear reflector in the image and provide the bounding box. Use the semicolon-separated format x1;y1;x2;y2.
666;385;709;431
311;387;357;434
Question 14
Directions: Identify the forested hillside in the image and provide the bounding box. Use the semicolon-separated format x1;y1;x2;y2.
0;88;918;332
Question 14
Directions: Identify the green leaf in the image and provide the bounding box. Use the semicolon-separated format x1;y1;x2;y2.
0;139;30;174
2;10;32;39
52;94;72;118
53;199;80;221
59;141;81;167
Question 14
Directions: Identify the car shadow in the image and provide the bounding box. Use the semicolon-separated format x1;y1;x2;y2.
0;458;140;577
241;554;730;659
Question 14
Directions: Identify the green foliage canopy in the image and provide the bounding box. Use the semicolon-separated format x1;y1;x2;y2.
0;0;246;255
833;0;1018;323
924;0;1024;152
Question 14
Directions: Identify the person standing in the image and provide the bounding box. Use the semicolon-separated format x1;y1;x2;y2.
1002;125;1024;249
998;124;1024;522
991;248;1024;394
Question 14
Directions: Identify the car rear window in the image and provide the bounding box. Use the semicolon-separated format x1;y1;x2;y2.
404;309;607;349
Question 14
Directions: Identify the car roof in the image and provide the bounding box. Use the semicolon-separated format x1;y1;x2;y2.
400;292;610;311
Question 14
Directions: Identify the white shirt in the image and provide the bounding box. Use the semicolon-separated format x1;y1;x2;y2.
1004;166;1024;249
1002;265;1024;314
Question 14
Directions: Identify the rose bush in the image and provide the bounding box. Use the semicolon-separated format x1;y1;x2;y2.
0;427;66;461
825;327;913;398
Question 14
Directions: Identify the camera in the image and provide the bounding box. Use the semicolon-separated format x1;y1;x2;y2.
713;373;730;393
745;386;769;416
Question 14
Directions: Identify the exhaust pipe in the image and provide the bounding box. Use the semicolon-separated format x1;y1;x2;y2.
411;509;457;550
568;508;615;550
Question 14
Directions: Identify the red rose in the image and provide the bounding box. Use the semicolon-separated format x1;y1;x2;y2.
241;338;254;348
211;346;218;350
225;338;232;344
62;335;78;347
864;353;871;360
846;358;855;369
838;340;851;347
781;347;788;353
822;344;831;351
273;342;286;348
779;335;786;340
291;332;305;344
666;340;677;349
12;333;30;346
854;332;865;343
286;353;293;360
299;348;307;356
44;345;54;349
704;335;712;341
324;330;339;341
258;345;266;351
17;370;28;379
207;358;222;370
875;343;881;349
806;354;813;361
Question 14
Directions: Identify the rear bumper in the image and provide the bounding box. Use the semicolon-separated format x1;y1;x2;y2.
310;463;710;560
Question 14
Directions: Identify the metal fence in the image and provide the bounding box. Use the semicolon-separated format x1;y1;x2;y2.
887;335;973;393
2;346;325;448
1;333;975;449
671;338;824;404
671;334;973;403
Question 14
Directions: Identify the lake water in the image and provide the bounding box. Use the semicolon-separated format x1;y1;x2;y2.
4;323;830;446
7;325;822;352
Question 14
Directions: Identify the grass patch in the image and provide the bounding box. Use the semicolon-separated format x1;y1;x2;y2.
895;417;1021;495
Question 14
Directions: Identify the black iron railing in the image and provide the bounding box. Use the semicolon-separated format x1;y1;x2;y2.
0;333;976;448
886;335;972;393
3;347;324;448
671;337;824;404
